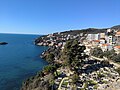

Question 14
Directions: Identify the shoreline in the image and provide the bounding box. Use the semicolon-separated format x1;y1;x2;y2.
21;28;120;90
21;39;120;90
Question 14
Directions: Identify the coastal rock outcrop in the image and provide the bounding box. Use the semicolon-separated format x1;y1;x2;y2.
21;25;120;90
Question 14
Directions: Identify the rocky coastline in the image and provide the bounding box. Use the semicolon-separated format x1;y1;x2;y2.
21;27;120;90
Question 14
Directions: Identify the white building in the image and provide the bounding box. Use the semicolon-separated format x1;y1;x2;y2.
115;31;120;45
99;33;106;39
100;44;113;52
106;35;116;45
99;38;106;44
87;34;100;41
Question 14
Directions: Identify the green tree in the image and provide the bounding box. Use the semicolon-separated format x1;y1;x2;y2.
48;74;55;90
115;67;120;75
112;53;120;62
43;65;56;74
91;47;104;58
61;40;86;69
104;49;116;60
46;53;55;63
72;73;79;84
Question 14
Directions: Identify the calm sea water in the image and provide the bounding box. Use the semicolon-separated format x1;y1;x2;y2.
0;33;48;90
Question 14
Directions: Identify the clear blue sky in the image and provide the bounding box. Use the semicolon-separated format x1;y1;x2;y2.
0;0;120;35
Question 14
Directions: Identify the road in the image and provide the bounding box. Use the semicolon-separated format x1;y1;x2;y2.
58;77;68;90
90;56;120;68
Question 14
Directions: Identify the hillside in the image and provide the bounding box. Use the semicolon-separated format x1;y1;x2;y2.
21;25;120;90
35;28;107;45
111;25;120;30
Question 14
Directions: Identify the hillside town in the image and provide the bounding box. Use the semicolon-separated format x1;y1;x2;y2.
22;27;120;90
84;28;120;55
35;28;120;56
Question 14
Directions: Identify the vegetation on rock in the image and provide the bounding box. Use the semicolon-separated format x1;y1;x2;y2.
61;40;87;70
91;47;104;58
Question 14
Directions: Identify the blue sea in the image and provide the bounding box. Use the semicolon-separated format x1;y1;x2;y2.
0;33;48;90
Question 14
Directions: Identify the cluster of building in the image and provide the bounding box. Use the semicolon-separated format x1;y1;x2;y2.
84;29;120;54
36;28;120;90
37;28;120;55
36;32;86;49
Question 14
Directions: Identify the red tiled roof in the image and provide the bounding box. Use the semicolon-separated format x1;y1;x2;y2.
116;32;120;35
114;46;120;49
102;44;109;46
92;40;100;42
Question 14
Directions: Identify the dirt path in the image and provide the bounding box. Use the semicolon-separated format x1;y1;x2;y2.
58;77;68;90
90;56;120;90
90;56;120;68
105;79;120;90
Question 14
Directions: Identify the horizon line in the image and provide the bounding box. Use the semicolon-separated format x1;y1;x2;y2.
0;32;45;35
0;25;115;35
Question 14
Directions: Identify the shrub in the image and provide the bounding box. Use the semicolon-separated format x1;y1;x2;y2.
72;73;79;84
88;80;97;86
112;54;120;62
46;53;55;63
115;67;120;75
101;60;110;66
91;48;104;58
